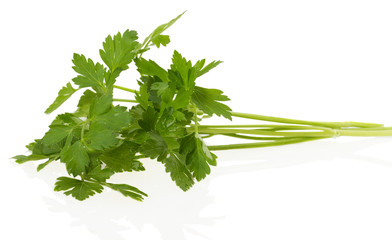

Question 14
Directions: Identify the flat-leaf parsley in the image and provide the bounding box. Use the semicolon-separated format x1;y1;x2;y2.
13;12;392;201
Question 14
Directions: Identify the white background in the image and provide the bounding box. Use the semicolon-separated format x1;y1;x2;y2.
1;0;392;239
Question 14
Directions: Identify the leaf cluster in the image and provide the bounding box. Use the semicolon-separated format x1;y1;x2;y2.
13;12;231;201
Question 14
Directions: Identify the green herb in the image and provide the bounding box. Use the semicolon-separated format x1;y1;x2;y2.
12;12;392;201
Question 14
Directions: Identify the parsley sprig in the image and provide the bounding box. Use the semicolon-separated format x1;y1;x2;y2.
12;12;392;201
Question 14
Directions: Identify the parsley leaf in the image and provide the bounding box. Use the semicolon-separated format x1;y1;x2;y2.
32;139;64;156
37;159;55;172
163;153;194;191
134;83;151;109
41;125;74;145
105;183;148;201
180;133;217;181
83;121;120;151
151;82;170;96
152;34;170;48
192;86;232;120
95;105;131;131
54;177;103;201
139;132;168;159
100;142;144;172
45;82;78;114
171;50;196;90
138;107;158;131
72;53;106;93
142;11;186;49
89;93;113;117
99;30;139;74
61;141;90;176
74;90;97;117
171;89;192;110
12;154;48;164
195;60;223;78
86;166;115;182
135;58;169;82
83;94;131;151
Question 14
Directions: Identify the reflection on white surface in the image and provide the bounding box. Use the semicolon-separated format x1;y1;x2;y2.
214;137;392;172
18;137;392;240
41;190;220;240
20;156;222;240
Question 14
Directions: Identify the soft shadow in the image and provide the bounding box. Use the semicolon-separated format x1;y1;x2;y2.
17;137;392;240
42;188;220;240
19;160;222;240
213;137;392;176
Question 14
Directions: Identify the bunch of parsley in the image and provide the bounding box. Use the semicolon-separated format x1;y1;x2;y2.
13;12;392;201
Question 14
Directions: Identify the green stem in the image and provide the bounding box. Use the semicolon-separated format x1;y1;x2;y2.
334;126;392;131
198;124;331;131
196;127;392;138
221;133;298;141
195;127;334;137
230;112;384;128
113;85;138;94
338;129;392;137
113;98;138;103
208;137;325;151
201;134;215;139
80;123;87;141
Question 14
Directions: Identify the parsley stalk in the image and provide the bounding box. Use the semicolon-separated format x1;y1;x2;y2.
208;137;326;151
113;98;137;103
230;112;383;128
113;85;138;94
